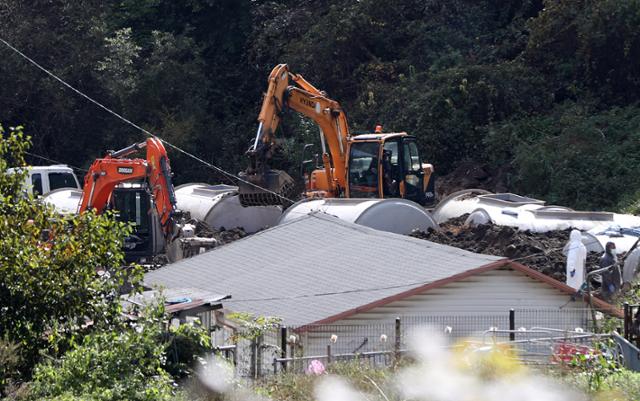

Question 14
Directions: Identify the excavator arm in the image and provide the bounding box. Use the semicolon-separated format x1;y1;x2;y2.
79;137;176;238
240;64;350;206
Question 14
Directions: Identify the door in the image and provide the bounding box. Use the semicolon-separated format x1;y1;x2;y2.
347;141;380;198
112;187;155;262
382;139;401;197
400;138;425;204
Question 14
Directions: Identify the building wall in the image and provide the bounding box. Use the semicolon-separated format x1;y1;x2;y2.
298;267;592;356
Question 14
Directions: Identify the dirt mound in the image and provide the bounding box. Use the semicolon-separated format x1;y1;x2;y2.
436;161;510;200
411;217;600;282
192;220;248;245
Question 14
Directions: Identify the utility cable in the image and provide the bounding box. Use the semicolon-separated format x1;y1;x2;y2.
2;37;630;299
24;151;88;172
0;36;295;204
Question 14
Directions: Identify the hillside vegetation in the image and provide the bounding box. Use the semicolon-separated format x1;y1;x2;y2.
2;0;640;210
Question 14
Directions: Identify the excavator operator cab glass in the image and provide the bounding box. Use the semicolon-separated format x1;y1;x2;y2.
348;142;380;198
112;187;153;261
400;138;425;204
382;140;401;197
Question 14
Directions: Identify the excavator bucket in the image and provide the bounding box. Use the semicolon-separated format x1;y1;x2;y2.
237;169;296;207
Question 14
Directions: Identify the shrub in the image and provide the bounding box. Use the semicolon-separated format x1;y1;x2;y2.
0;125;141;384
29;304;174;401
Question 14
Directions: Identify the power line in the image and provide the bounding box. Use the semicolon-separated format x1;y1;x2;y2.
24;151;88;172
0;36;294;204
2;36;628;299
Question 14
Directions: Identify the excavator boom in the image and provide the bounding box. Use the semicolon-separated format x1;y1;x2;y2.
241;64;435;207
240;64;349;206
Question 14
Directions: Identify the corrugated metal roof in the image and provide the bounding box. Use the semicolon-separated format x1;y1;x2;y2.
122;287;229;314
145;213;505;325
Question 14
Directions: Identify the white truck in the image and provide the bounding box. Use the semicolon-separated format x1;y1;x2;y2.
8;165;81;195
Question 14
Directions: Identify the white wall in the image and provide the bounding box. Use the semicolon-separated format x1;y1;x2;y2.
298;267;592;356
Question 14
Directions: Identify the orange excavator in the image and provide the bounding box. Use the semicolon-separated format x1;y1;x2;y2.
80;137;175;228
80;137;213;263
239;64;435;207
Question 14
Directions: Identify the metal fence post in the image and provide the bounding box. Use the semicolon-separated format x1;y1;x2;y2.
250;338;257;379
280;325;287;372
394;317;401;363
509;309;515;341
289;341;296;373
256;334;263;378
624;302;631;340
327;344;332;364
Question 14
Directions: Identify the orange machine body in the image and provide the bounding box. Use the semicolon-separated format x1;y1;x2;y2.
79;137;176;238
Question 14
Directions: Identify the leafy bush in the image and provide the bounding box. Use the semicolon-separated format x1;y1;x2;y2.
163;321;212;379
526;0;640;104
486;104;640;210
29;304;174;401
254;360;392;401
0;338;22;396
0;125;142;384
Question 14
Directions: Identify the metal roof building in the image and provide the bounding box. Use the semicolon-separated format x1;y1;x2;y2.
145;213;617;326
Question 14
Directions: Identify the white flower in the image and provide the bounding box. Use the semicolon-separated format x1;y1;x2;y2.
330;334;338;343
289;334;297;344
574;327;584;333
380;334;388;342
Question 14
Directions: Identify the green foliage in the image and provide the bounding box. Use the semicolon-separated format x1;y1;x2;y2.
0;125;142;388
6;0;640;212
163;321;212;379
355;63;551;172
597;369;640;400
255;360;393;401
28;303;174;401
0;338;22;395
563;366;640;400
226;312;282;342
486;104;640;210
526;0;640;104
568;338;622;393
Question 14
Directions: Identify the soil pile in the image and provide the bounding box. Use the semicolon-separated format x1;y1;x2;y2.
435;161;510;200
193;220;248;245
411;216;601;282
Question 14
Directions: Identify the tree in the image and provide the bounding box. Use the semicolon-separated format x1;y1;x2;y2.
0;125;142;390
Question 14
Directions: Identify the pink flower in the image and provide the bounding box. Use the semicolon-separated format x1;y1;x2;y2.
306;359;326;375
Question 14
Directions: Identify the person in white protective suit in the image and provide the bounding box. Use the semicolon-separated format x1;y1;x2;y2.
565;229;586;291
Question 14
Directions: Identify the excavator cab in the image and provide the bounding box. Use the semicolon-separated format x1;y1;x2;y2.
239;64;435;207
346;133;433;206
111;184;165;263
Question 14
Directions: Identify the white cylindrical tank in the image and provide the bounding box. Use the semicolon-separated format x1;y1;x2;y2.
278;198;438;235
43;188;82;215
432;188;493;224
434;190;640;233
175;183;282;233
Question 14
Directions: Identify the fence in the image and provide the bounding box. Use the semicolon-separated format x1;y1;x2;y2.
211;308;616;377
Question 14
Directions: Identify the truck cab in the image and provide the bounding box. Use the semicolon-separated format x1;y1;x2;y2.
7;165;81;196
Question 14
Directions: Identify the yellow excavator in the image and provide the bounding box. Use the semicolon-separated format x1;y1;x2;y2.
239;64;434;207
